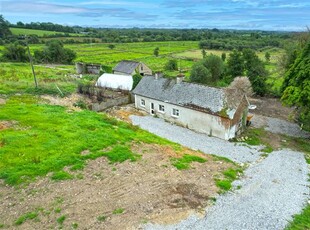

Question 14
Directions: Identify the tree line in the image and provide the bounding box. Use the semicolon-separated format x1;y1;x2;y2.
1;15;293;48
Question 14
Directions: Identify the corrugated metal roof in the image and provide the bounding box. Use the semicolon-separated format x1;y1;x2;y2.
95;73;133;91
113;60;140;75
132;76;243;118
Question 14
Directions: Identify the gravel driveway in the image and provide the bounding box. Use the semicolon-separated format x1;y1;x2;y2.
251;114;310;138
130;115;309;230
145;150;309;230
131;116;263;164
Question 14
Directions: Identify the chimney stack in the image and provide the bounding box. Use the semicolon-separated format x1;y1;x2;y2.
154;72;162;80
176;73;185;84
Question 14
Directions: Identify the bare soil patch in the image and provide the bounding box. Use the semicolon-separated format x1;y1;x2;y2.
249;97;295;121
106;104;146;122
0;144;234;229
40;93;91;111
0;98;6;105
0;120;18;131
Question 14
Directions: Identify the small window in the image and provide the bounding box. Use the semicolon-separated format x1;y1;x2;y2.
172;108;179;117
140;99;145;107
159;104;165;113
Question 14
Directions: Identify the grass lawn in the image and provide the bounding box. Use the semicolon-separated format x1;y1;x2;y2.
0;95;174;185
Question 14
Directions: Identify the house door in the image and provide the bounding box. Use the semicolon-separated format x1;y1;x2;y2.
150;103;155;115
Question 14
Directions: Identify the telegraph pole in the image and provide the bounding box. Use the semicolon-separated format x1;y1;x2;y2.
26;40;38;88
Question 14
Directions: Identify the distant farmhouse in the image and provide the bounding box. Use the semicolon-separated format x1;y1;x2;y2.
76;62;101;75
113;60;152;76
132;75;248;140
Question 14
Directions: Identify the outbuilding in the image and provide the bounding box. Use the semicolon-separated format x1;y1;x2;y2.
113;60;152;76
95;73;133;91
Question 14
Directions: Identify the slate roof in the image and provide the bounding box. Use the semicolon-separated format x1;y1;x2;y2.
113;60;140;75
132;76;244;119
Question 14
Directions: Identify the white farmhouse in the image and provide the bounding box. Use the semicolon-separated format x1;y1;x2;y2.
132;75;248;140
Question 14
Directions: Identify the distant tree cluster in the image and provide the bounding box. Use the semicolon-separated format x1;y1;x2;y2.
34;40;76;64
190;54;224;85
189;48;268;96
13;21;77;33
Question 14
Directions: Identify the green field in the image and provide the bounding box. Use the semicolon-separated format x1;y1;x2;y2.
0;62;76;95
0;95;176;185
0;41;285;94
10;27;82;37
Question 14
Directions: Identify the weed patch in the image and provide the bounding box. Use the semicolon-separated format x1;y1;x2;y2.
171;154;207;170
57;215;66;225
215;179;232;191
285;204;310;230
97;215;106;221
14;212;38;225
113;208;124;214
215;167;243;193
51;171;73;181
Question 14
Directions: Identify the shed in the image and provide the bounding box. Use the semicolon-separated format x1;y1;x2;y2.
95;73;133;91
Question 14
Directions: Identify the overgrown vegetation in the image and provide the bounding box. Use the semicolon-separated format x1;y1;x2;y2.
0;95;173;185
171;154;207;170
281;40;310;131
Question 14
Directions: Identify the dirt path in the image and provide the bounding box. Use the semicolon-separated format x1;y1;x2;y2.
0;144;235;229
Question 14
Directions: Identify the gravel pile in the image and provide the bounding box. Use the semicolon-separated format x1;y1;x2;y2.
145;149;309;230
252;114;310;138
130;115;263;163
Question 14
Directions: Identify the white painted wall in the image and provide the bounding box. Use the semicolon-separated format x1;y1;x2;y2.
135;95;235;140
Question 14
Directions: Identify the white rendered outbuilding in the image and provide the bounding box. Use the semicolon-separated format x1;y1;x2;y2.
95;73;133;91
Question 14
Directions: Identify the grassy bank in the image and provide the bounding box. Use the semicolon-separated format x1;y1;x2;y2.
0;95;174;185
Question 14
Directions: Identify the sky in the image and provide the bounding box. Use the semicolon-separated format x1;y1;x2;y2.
0;0;309;31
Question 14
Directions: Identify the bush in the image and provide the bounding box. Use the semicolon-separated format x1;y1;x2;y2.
165;59;178;71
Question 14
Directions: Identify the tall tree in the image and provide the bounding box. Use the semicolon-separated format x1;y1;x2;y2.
154;47;159;57
0;15;12;38
190;62;211;84
281;42;310;130
242;48;267;96
202;54;224;82
221;52;226;62
227;50;244;78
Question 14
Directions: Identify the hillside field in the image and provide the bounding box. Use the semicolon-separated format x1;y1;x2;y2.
10;27;82;37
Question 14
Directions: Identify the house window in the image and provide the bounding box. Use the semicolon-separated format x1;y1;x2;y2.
140;99;145;107
172;108;179;117
159;104;165;113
